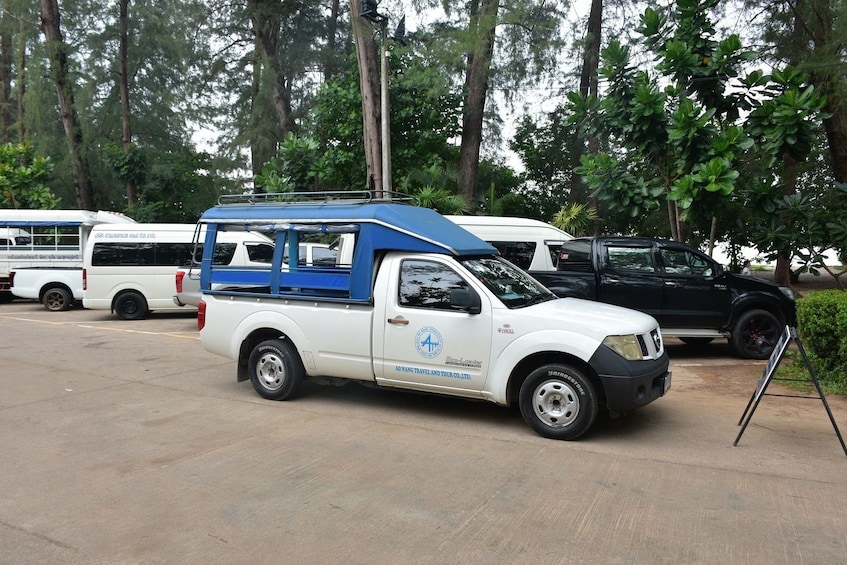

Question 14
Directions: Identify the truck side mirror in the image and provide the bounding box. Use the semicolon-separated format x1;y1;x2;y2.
450;288;481;314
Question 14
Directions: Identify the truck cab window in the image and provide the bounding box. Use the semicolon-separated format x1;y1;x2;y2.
607;246;654;272
660;249;713;276
399;259;470;310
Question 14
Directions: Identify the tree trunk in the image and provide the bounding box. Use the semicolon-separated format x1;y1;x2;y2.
0;3;12;141
773;153;799;287
570;0;602;207
39;0;95;210
457;0;498;202
16;10;25;141
802;0;847;182
350;0;382;194
118;0;137;205
819;91;847;184
247;0;296;137
324;0;341;80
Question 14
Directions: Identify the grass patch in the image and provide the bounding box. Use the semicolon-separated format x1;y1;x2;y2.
774;349;847;397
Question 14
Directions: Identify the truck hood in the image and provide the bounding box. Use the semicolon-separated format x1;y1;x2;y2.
523;296;660;336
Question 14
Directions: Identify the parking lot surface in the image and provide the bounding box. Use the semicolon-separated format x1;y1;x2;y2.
1;301;846;564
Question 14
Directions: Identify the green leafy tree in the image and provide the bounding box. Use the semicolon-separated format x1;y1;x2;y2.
0;141;57;208
304;48;463;191
567;0;825;252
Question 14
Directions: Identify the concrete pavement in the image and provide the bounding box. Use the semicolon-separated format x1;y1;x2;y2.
1;301;845;564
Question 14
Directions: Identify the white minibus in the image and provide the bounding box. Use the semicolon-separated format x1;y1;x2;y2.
83;224;273;319
445;215;572;271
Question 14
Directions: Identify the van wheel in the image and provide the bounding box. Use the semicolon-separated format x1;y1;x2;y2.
731;309;781;359
248;339;304;400
519;364;598;440
114;291;148;320
43;286;72;311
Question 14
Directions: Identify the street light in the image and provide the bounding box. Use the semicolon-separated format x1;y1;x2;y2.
359;0;391;198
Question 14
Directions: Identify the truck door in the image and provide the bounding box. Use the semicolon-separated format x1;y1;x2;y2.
657;244;729;329
597;243;665;321
373;256;492;396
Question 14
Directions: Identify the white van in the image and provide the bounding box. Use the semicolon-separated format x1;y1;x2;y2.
444;216;572;271
83;224;273;319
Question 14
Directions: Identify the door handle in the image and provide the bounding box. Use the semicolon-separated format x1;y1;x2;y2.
388;316;409;325
606;278;620;284
664;281;678;287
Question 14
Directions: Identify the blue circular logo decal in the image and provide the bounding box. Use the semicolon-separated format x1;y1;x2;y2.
415;326;443;359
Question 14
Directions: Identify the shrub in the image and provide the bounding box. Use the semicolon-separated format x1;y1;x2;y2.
796;290;847;393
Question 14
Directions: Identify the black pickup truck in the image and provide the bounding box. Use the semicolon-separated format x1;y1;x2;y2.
528;237;796;359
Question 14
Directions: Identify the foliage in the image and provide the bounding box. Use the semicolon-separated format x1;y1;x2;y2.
306;49;463;192
566;0;762;240
795;290;847;393
117;147;220;223
394;163;468;215
254;133;326;193
566;0;827;251
0;143;59;209
552;203;598;236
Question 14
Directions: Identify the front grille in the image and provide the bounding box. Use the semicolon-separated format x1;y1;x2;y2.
637;335;649;357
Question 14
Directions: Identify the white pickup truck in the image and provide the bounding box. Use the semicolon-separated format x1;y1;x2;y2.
196;193;670;440
10;267;81;311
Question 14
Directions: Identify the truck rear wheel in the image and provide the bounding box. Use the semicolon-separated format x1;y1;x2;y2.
519;364;598;440
114;291;148;320
731;309;781;360
248;339;304;400
43;286;72;312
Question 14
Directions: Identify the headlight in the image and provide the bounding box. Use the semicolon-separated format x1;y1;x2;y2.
779;286;795;301
602;335;644;361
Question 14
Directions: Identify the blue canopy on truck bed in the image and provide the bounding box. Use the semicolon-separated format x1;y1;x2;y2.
198;198;497;257
197;194;498;301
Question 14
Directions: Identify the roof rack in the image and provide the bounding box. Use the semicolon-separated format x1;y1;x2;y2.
217;190;415;206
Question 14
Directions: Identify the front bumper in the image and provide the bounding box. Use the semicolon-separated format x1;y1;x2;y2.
588;346;671;411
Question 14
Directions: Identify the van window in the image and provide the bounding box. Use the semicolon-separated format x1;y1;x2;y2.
92;242;194;266
488;241;535;270
311;246;337;266
246;243;274;263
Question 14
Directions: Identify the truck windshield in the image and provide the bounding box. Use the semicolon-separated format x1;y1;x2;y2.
462;256;556;309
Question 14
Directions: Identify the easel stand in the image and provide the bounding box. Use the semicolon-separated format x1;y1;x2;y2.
734;326;847;458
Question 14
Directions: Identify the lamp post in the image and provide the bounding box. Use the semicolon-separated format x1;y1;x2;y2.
359;0;391;198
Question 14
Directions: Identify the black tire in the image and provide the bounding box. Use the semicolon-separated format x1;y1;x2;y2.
42;286;72;312
114;291;148;320
0;291;13;303
519;364;598;440
248;339;304;400
730;309;782;360
679;337;714;346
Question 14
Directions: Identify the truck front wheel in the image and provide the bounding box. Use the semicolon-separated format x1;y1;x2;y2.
248;339;304;400
519;364;598;440
43;286;72;311
730;309;781;360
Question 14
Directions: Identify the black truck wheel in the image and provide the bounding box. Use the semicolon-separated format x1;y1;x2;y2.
248;339;304;400
519;364;598;440
731;309;781;360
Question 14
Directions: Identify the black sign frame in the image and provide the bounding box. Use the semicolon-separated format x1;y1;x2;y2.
734;326;847;458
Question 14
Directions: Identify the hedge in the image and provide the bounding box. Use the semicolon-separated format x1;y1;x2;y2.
796;290;847;387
